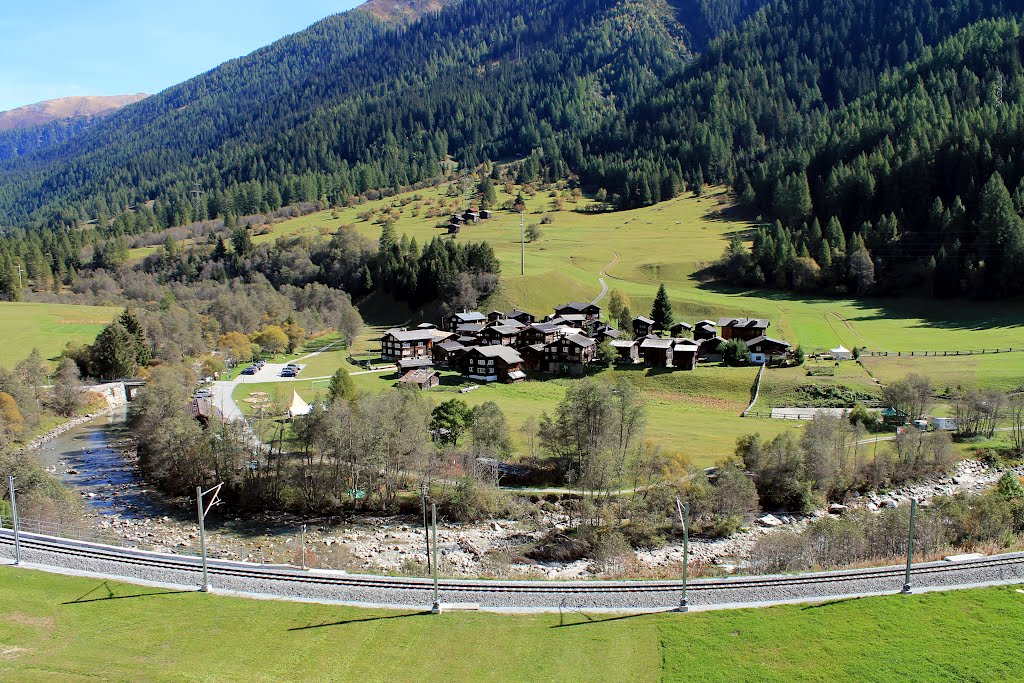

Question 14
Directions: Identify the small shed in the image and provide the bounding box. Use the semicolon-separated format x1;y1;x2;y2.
611;339;639;364
397;357;435;374
480;209;493;219
398;368;440;390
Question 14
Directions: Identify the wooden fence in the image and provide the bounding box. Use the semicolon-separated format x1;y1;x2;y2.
862;348;1021;358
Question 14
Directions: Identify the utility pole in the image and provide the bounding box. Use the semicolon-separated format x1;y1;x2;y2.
300;523;307;570
421;484;431;575
520;210;526;276
431;502;441;614
15;264;23;289
196;483;223;592
676;497;689;612
902;498;918;594
8;476;20;566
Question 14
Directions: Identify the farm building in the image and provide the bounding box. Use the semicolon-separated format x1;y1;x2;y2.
480;209;493;219
506;309;535;325
594;324;623;341
461;346;526;383
633;316;655;338
672;339;699;370
397;357;434;374
639;337;674;368
932;416;958;431
694;320;717;340
698;336;725;361
745;336;791;364
670;321;693;337
397;368;440;390
518;322;562;348
611;339;639;364
447;223;460;235
719;318;770;341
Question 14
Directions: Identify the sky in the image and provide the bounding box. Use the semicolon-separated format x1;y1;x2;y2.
0;0;364;111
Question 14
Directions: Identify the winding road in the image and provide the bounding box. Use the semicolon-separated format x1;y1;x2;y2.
591;251;621;305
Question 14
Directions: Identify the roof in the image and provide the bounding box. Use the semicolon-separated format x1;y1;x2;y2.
673;343;698;353
507;309;532;318
671;321;693;330
559;313;587;322
452;311;486;322
507;370;527;380
456;323;485;334
700;336;726;347
640;338;674;350
611;339;637;348
565;333;596;348
634;316;655;325
437;340;466;352
468;346;524;363
601;328;623;339
555;301;598;312
482;325;522;336
399;368;438;385
397;357;434;369
673;338;699;347
527;322;559;333
830;345;850;353
695;320;716;329
717;317;770;329
745;335;790;349
384;328;436;342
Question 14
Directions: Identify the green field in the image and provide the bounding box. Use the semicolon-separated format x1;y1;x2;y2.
2;568;1023;682
0;302;119;368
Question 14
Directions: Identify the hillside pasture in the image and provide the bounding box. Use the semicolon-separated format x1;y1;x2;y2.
0;301;119;367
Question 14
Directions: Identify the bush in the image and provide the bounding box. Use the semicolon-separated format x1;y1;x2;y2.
435;477;508;522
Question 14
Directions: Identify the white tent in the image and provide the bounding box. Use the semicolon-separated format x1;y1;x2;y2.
830;344;852;361
287;390;311;417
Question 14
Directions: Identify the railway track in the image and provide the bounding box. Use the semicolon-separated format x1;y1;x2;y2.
3;529;1023;611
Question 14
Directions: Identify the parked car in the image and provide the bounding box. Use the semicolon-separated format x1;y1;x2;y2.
194;389;212;398
280;368;296;377
241;367;257;376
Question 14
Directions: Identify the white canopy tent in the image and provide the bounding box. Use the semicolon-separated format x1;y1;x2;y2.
287;389;312;417
830;344;852;361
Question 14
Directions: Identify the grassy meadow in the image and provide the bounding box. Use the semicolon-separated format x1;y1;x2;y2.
2;567;1023;682
0;301;119;368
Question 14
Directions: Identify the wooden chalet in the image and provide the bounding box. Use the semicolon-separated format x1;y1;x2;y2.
462;346;526;383
541;333;596;375
397;368;440;390
486;310;507;323
594;324;623;342
553;302;601;322
745;336;791;365
639;337;674;368
518;322;563;349
381;328;438;361
478;324;521;347
433;340;466;368
611;339;639;364
447;311;486;331
447;223;461;235
480;209;493;219
633;316;655;339
506;309;535;325
718;317;770;342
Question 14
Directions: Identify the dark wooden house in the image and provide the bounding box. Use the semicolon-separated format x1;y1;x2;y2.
718;318;770;342
541;333;596;375
672;340;699;371
432;340;466;368
639;337;673;368
633;316;655;339
462;346;526;383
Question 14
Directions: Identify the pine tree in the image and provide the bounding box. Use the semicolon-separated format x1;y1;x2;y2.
327;368;356;403
650;283;673;331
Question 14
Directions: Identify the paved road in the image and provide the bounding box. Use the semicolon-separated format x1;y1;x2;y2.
591;251;620;305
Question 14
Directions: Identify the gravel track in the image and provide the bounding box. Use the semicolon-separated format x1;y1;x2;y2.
3;530;1024;612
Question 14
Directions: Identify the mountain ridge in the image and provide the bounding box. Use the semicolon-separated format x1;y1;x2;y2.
0;94;149;132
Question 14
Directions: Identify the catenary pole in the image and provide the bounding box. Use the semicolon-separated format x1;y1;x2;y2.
8;476;20;566
431;502;441;614
676;497;689;612
902;498;918;594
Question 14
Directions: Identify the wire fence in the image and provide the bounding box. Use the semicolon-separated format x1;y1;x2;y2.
0;514;201;558
862;348;1023;357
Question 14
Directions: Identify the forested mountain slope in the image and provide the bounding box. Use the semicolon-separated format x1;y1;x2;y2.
0;0;754;229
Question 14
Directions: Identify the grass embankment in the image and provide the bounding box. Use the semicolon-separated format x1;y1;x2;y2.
0;301;119;368
2;568;1023;682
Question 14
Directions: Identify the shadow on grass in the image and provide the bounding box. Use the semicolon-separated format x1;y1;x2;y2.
288;611;432;631
800;597;864;611
64;580;192;604
551;608;676;628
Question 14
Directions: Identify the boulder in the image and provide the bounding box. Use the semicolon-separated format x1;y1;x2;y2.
828;503;848;515
756;514;784;528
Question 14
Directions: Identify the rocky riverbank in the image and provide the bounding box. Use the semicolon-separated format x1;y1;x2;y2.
17;384;127;454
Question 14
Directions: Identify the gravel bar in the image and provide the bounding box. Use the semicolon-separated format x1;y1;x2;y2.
3;530;1024;612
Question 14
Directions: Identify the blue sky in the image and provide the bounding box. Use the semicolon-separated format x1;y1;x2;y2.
0;1;363;111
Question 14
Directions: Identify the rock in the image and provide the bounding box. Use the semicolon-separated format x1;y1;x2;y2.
828;503;848;515
756;514;784;528
881;499;898;509
866;502;879;512
490;522;503;532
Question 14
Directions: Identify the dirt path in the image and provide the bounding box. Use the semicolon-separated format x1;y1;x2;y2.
592;251;621;305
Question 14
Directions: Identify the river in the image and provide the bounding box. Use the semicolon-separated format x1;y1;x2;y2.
31;406;174;520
